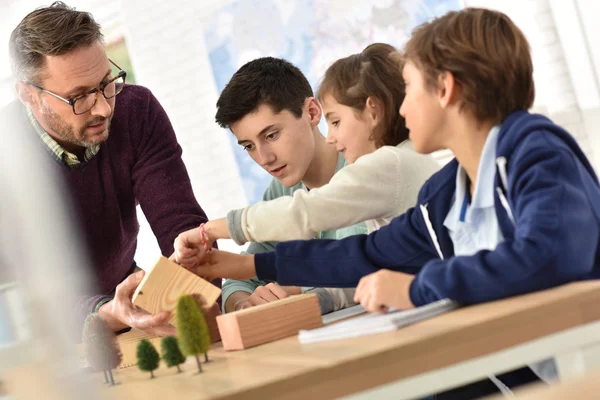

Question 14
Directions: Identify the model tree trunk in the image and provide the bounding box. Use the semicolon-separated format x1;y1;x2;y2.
204;353;209;363
195;354;203;373
107;369;115;385
82;313;122;386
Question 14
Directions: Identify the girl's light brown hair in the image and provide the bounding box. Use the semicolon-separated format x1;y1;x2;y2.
404;7;534;124
317;43;409;148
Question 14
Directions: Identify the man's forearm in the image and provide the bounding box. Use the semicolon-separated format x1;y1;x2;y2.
224;291;252;313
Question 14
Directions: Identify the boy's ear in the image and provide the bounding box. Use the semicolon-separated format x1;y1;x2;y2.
305;97;322;127
365;96;384;126
437;71;460;109
15;81;41;111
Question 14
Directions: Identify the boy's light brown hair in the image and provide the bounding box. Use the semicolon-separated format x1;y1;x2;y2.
404;7;535;124
317;43;409;148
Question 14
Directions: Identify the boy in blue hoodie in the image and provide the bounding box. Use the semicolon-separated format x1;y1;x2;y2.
183;7;600;396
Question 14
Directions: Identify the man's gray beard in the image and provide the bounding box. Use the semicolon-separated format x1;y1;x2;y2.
41;101;111;148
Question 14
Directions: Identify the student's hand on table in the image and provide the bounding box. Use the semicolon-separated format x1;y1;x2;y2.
246;283;299;306
228;285;301;311
191;249;257;281
354;270;416;313
98;270;176;336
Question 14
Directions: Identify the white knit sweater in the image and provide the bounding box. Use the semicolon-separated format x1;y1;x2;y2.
236;142;440;242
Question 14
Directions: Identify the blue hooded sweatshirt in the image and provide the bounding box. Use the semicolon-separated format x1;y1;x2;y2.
255;111;600;306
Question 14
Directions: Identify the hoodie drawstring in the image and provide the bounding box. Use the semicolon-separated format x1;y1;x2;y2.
496;157;516;227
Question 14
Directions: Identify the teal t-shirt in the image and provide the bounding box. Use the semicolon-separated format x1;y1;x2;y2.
221;154;368;310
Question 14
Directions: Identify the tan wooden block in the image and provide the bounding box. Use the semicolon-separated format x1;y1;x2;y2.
116;329;162;369
132;256;221;325
217;294;323;351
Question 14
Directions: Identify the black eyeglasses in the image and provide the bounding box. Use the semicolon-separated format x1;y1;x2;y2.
27;59;127;115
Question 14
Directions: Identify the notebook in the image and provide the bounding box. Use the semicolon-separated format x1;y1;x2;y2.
298;298;458;344
322;304;367;325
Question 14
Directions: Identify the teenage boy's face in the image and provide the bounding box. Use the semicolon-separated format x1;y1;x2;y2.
400;61;445;154
322;95;377;164
231;102;318;188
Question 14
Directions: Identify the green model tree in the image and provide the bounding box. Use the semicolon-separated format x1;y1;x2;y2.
176;294;211;373
161;336;186;373
82;313;122;386
192;293;214;363
137;339;160;378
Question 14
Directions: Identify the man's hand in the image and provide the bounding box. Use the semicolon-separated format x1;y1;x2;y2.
98;270;176;336
191;249;257;281
354;270;416;313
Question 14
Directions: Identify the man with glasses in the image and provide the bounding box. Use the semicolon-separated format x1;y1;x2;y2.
2;1;220;337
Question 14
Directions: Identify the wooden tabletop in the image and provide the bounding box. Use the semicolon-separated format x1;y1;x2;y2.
9;281;600;400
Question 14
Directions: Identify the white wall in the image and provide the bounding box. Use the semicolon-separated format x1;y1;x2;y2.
0;1;31;107
464;0;600;169
120;0;247;268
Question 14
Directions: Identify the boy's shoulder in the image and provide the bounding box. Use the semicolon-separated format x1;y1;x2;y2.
262;153;348;201
498;111;597;177
262;177;305;200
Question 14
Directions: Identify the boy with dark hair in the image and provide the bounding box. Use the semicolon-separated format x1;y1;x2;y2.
215;57;314;127
209;57;367;313
192;7;600;396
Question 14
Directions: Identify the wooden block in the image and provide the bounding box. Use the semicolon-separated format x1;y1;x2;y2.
116;329;162;368
217;294;323;351
132;256;221;325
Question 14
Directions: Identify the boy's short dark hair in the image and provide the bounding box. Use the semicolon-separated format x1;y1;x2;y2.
215;57;314;129
404;7;534;125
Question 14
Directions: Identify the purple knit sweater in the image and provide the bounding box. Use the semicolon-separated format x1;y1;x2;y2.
4;84;220;329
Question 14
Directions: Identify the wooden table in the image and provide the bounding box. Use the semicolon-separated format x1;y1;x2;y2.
7;281;600;400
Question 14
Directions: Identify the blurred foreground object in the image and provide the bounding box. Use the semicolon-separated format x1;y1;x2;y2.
0;102;102;399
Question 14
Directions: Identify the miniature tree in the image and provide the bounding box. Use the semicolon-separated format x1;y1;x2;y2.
191;293;215;363
161;336;186;373
82;313;122;386
137;339;160;378
176;294;211;373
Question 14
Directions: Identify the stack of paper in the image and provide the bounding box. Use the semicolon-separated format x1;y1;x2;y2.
322;304;367;325
298;299;458;344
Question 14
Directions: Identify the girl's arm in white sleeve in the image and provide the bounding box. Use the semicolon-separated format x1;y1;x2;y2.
239;147;437;243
